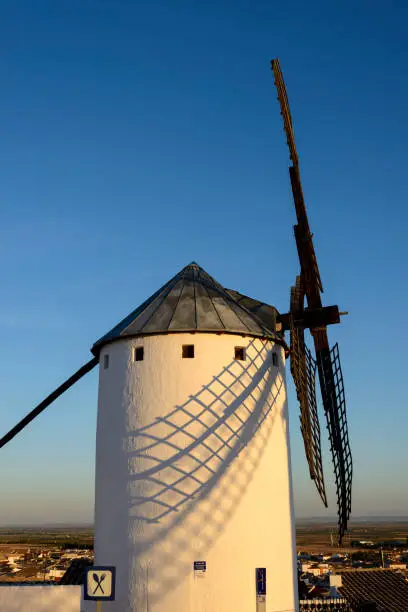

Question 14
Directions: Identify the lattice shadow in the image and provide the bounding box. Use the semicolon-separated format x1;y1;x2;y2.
124;338;287;605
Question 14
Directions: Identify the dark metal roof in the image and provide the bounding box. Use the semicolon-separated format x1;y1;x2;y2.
59;558;93;585
338;569;408;612
225;288;279;332
92;262;284;355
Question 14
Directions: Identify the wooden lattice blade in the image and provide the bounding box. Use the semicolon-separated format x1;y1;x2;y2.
290;279;327;507
316;343;352;544
290;324;327;507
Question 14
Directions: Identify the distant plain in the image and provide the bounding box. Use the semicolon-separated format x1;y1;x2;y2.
0;520;407;555
296;519;408;553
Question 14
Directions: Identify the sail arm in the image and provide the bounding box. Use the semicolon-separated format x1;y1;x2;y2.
0;357;98;449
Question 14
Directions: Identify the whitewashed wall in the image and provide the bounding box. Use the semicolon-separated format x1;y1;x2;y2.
0;585;81;611
86;333;298;612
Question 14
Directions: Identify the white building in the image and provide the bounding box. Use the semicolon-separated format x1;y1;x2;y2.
0;585;80;612
48;567;68;581
7;556;24;567
83;262;299;612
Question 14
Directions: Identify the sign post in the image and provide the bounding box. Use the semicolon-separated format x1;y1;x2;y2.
84;566;116;606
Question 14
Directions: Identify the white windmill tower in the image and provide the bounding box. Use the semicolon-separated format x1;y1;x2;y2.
0;60;352;612
85;261;298;611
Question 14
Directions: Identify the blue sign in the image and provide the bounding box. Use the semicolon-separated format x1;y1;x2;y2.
194;561;206;572
84;566;116;601
256;567;266;595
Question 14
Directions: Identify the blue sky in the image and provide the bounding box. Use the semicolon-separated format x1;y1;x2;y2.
0;0;407;525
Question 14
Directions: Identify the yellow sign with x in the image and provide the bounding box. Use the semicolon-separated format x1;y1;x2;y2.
84;566;116;602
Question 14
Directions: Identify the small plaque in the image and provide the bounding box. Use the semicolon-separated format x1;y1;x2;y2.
84;566;116;601
194;561;206;573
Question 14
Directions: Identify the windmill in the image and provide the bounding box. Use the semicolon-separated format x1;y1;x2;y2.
0;60;352;611
271;58;352;544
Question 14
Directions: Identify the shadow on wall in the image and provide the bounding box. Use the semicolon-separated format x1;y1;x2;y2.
124;338;286;605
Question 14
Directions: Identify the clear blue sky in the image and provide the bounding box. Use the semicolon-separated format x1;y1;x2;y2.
0;0;407;525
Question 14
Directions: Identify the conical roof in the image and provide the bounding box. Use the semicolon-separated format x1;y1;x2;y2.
92;262;283;355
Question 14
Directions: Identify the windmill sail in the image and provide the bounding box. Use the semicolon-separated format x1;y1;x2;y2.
290;278;327;506
290;331;328;506
0;357;98;449
316;343;352;541
271;58;352;542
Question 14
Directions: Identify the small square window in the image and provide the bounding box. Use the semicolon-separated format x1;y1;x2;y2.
103;354;109;370
234;347;246;361
134;346;144;362
272;352;278;367
182;344;195;359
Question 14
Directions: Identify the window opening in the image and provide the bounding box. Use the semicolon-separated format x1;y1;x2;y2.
182;344;195;359
234;347;246;361
103;354;109;370
272;352;278;367
134;346;144;361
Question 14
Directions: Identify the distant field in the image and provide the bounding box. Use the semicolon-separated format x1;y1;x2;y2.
296;521;408;552
0;522;407;554
0;527;93;550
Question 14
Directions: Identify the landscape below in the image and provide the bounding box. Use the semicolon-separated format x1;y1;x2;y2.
0;520;407;583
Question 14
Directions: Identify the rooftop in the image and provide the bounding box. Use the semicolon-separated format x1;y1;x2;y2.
338;568;408;612
92;262;283;355
59;558;93;585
